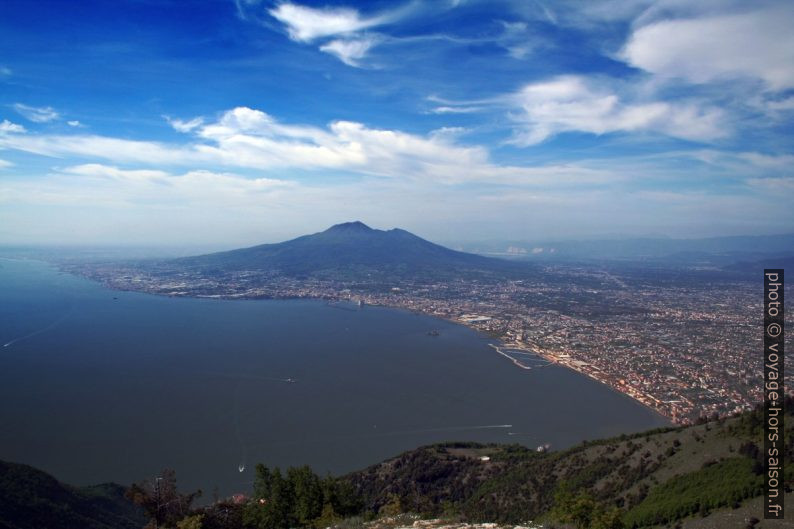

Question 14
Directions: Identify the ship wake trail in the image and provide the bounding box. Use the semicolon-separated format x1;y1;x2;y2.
233;381;246;473
381;424;513;437
206;372;295;384
247;424;515;451
227;373;295;473
3;306;74;348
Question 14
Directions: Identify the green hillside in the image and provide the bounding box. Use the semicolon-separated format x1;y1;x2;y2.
0;460;145;529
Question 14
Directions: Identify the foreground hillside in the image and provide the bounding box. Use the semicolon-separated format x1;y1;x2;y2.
346;400;794;528
0;460;145;529
1;402;791;528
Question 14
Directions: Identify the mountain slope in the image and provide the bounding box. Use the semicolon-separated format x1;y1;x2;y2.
0;460;145;529
174;222;529;278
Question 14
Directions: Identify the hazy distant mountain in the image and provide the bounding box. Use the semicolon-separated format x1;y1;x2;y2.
461;233;794;266
725;254;794;275
174;221;530;278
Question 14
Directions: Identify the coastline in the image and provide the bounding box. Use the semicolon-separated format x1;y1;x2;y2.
486;338;676;425
356;299;678;425
477;335;676;425
10;257;680;426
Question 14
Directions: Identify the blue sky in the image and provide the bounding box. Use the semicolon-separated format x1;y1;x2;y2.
1;0;793;247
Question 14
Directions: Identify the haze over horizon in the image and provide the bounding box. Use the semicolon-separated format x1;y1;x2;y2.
1;0;793;246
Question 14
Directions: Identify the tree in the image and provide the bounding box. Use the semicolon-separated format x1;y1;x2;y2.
318;475;363;517
245;464;363;528
552;487;624;529
253;464;273;501
379;493;403;517
312;502;341;529
126;469;202;529
200;501;244;529
287;466;323;524
176;514;204;529
591;507;624;529
243;468;295;529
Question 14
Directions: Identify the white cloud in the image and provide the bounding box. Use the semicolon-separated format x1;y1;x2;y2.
496;21;537;59
67;120;83;128
266;2;416;66
166;116;204;133
747;176;794;192
0;132;201;165
0;119;26;134
429;126;468;140
425;93;496;115
319;37;378;67
13;103;60;123
192;107;506;182
0;160;655;246
429;106;483;114
0;163;300;244
61;163;293;195
0;105;622;187
269;3;394;43
234;0;261;19
621;5;794;91
63;163;172;183
765;96;794;112
0;158;12;169
736;152;794;170
509;75;727;145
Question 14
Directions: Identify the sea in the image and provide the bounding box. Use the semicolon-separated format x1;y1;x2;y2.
0;258;669;498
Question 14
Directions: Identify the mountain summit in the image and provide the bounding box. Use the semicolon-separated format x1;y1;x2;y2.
175;222;527;278
324;221;374;233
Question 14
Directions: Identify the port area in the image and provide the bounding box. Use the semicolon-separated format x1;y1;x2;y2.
487;343;553;370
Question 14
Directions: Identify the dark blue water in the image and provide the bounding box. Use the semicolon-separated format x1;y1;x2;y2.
0;258;669;497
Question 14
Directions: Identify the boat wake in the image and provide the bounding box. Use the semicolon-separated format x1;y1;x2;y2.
377;424;513;437
3;306;74;349
247;423;515;451
233;381;247;474
227;373;296;473
204;372;296;384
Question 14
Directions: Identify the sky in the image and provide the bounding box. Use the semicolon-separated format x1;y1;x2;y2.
1;0;793;248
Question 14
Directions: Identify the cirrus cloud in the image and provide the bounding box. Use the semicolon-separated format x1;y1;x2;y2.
13;103;60;123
